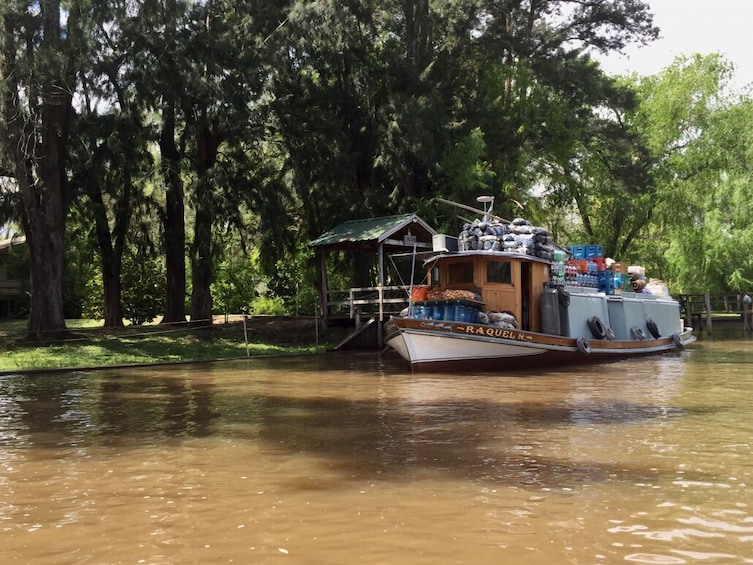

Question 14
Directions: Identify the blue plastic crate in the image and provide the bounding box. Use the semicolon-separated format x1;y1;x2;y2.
597;272;615;295
586;244;604;259
569;245;586;259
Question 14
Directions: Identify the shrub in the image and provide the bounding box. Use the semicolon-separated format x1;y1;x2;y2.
121;253;166;325
250;295;287;316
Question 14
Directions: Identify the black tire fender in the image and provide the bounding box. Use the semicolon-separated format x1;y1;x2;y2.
588;316;608;340
576;336;592;354
646;318;661;339
632;326;646;341
672;332;684;347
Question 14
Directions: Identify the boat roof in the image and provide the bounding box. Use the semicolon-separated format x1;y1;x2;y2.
421;249;552;265
390;249;553;265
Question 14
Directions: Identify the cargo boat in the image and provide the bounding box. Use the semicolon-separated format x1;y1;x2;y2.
384;220;695;372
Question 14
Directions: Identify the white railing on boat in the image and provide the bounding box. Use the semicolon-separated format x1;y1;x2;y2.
322;288;753;332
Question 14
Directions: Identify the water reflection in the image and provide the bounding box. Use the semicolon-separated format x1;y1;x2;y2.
0;371;219;449
1;341;753;563
0;354;713;484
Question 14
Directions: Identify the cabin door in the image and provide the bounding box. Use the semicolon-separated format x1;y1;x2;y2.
520;262;532;330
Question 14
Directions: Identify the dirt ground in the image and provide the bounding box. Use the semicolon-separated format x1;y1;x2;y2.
0;315;351;349
213;315;350;346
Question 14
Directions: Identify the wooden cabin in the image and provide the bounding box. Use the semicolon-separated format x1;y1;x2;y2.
426;251;550;332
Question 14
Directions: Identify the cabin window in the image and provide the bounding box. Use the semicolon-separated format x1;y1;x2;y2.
448;261;474;285
486;260;512;284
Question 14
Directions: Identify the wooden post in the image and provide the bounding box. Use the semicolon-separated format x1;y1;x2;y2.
744;299;748;331
317;250;329;320
684;298;692;330
704;292;712;335
378;286;384;321
378;244;385;287
242;313;250;357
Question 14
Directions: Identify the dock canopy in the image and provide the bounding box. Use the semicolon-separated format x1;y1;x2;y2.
309;213;436;252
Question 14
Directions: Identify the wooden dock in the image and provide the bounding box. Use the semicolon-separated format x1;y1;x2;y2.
676;293;753;333
324;285;410;349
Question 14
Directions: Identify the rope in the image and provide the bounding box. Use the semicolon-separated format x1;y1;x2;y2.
1;317;222;346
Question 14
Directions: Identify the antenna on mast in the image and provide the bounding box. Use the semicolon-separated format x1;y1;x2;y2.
476;195;494;221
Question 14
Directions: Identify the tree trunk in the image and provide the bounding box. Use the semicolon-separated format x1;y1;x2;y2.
163;176;187;323
88;179;129;328
23;118;69;339
189;126;223;325
159;100;187;324
93;221;125;328
1;3;72;340
102;264;124;327
25;228;67;339
189;200;213;324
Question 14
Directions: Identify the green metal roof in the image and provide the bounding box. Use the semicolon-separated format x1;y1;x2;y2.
309;213;435;249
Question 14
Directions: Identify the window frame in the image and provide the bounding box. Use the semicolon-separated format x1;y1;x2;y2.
486;259;513;285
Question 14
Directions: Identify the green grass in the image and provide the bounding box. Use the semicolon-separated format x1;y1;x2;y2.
0;317;338;373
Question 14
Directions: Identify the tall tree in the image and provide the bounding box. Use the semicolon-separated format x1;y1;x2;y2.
124;0;289;325
66;0;156;327
154;0;190;323
461;0;658;219
273;0;658;229
110;0;193;324
631;54;753;292
0;0;86;338
186;0;256;324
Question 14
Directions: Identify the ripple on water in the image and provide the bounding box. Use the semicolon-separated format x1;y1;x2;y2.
625;554;687;564
610;503;753;564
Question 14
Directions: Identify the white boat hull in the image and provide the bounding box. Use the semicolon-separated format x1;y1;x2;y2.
384;318;695;372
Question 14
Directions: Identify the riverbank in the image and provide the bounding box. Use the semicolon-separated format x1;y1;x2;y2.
0;316;351;374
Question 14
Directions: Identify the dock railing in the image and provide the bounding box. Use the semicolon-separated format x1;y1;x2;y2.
325;285;410;325
676;293;753;333
0;279;27;293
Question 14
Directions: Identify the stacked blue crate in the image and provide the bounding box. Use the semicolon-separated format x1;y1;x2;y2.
565;244;614;294
585;244;604;259
597;271;615;294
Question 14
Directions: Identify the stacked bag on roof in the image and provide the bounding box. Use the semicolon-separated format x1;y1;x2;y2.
458;217;556;260
458;219;507;251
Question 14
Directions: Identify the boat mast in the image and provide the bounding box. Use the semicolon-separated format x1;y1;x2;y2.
435;197;510;224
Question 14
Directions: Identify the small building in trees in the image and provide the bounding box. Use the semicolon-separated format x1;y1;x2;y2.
0;236;30;318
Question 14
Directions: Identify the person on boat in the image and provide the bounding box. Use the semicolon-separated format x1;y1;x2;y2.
629;273;649;293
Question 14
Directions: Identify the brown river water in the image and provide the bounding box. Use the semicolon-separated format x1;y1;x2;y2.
1;332;753;564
